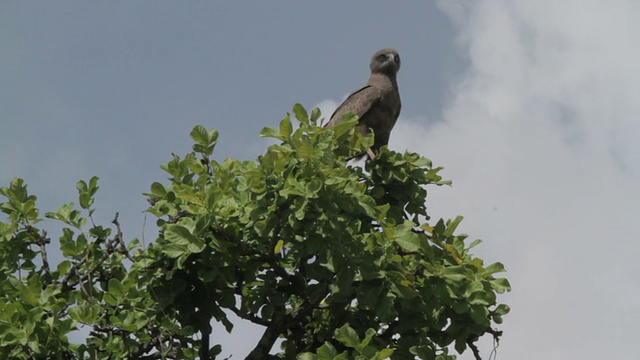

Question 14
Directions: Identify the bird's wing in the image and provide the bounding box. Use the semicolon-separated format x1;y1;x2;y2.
324;85;381;128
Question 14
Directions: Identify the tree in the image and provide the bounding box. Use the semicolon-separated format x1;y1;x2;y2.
0;104;510;359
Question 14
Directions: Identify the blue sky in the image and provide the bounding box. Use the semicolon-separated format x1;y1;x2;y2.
2;1;640;359
1;1;459;233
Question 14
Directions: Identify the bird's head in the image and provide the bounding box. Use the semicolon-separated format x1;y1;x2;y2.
370;48;400;76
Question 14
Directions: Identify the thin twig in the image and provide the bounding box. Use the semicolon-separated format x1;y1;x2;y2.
112;212;135;262
36;229;53;285
228;305;270;327
60;247;92;291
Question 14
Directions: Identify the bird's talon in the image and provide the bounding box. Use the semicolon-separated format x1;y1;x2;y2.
367;148;377;160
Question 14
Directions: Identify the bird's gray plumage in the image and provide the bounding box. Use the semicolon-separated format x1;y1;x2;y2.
324;48;401;159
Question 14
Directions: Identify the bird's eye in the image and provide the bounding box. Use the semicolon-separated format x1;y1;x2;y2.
378;55;387;61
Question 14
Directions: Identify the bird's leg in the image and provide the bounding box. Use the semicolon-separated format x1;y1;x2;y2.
366;148;377;161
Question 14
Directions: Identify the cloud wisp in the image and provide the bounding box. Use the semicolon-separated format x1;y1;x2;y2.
388;1;640;358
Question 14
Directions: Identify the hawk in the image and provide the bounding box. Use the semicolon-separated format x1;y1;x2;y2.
324;48;401;160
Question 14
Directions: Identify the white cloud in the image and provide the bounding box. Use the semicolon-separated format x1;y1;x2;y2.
390;1;640;358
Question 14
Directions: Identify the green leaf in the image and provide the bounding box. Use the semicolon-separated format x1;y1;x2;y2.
490;278;511;293
484;262;506;276
493;305;510;323
373;349;394;359
310;107;322;125
331;113;359;137
467;238;482;250
464;281;484;298
88;175;99;191
394;231;420;252
108;278;124;298
165;224;201;248
128;237;142;250
357;196;377;217
297;354;318;360
316;342;338;360
306;178;323;195
68;303;99;324
208;128;219;143
494;303;510;315
75;177;99;210
78;193;92;210
392;220;428;253
159;243;186;258
59;229;84;257
469;305;489;326
57;260;71;276
292;135;314;159
259;126;284;140
151;182;166;196
361;328;376;349
190;125;210;145
441;266;467;282
293;103;309;125
274;239;284;254
76;179;88;193
280;116;293;139
164;224;206;255
410;345;436;359
334;324;360;348
443;216;463;237
433;219;446;235
165;225;192;245
387;271;418;299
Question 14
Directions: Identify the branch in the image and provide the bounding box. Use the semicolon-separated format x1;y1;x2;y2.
485;327;503;339
200;324;211;360
397;248;422;256
466;327;503;360
60;245;92;291
61;213;135;291
35;229;53;285
211;226;299;286
229;305;270;327
246;307;286;360
467;340;482;360
129;324;184;359
112;212;135;262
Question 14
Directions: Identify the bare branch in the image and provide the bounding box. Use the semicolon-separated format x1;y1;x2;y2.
466;328;503;360
246;306;286;360
467;340;482;360
229;305;270;327
36;229;53;285
112;212;135;262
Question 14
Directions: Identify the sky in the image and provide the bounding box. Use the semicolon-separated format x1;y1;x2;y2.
2;1;639;359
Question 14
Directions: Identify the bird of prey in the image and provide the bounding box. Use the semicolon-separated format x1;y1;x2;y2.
324;48;401;160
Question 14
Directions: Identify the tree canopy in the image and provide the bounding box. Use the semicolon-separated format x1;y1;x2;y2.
0;104;510;359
